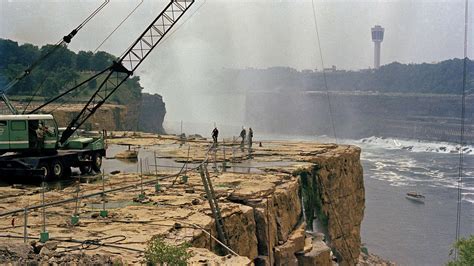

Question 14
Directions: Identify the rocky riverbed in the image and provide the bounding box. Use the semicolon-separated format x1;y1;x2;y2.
0;133;391;265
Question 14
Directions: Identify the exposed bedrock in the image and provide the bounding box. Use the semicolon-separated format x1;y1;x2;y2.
24;92;166;133
305;145;365;265
191;144;365;265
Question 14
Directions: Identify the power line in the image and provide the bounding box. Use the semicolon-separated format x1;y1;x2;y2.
455;0;469;259
311;0;338;143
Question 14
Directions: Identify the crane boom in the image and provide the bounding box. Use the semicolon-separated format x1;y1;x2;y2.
55;0;194;144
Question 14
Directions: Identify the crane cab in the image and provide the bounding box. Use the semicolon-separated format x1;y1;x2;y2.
0;114;59;152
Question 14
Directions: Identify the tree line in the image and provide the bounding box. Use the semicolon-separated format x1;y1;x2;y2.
213;59;473;95
0;38;142;104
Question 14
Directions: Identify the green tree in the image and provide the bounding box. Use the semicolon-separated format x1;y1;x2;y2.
0;38;146;105
0;39;20;68
90;51;114;71
39;44;76;70
447;235;474;266
76;51;93;71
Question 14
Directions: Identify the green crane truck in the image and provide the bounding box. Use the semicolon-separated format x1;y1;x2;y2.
0;114;105;179
0;0;195;180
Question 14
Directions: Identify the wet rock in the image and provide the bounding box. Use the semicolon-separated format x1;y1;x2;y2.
116;150;138;159
185;188;195;193
296;239;332;266
274;223;305;265
254;255;269;265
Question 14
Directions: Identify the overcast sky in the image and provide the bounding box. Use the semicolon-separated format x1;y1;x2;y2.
0;0;472;126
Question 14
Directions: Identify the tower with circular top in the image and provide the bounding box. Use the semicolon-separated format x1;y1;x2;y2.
371;25;384;69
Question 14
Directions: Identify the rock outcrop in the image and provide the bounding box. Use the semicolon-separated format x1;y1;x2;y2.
300;145;365;265
17;92;167;134
138;93;166;134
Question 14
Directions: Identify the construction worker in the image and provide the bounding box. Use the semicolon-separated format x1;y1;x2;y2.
35;123;46;150
212;127;219;146
239;127;246;148
36;122;52;151
248;127;253;148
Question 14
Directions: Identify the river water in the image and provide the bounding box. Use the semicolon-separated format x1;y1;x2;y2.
272;135;473;265
357;137;474;266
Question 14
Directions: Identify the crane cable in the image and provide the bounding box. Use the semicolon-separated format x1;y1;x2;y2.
310;0;338;143
455;0;469;260
33;0;143;114
18;0;110;111
94;0;144;53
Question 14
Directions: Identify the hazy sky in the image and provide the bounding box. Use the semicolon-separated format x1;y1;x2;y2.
0;0;472;126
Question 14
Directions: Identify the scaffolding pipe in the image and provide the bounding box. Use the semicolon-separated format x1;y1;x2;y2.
1;174;174;217
23;208;27;243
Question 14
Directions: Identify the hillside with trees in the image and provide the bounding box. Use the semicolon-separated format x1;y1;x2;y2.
213;59;473;95
0;38;142;105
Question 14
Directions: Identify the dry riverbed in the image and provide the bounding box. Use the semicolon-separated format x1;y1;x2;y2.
0;132;389;265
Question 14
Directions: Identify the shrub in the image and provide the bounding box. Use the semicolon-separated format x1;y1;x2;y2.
447;235;474;266
144;236;191;266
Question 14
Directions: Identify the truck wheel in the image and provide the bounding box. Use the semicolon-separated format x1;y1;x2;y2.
51;160;65;179
38;162;51;181
92;153;102;173
80;165;92;175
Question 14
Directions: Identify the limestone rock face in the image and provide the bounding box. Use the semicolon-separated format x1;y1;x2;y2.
138;93;166;134
47;104;127;130
274;223;305;265
296;239;332;266
272;180;302;243
188;248;252;265
20;92;167;134
222;205;258;259
220;173;302;263
309;145;365;266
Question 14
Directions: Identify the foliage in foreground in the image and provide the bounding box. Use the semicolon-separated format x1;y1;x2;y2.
144;236;191;266
447;235;474;266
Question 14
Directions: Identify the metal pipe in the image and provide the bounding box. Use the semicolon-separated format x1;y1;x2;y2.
23;208;27;243
101;171;105;212
154;151;158;175
140;158;144;195
0;174;177;217
42;181;46;233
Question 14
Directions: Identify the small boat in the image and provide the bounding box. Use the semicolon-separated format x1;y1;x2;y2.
406;191;425;203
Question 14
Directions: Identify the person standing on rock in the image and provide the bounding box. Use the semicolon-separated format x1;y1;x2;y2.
212;127;219;147
239;127;246;148
248;127;253;148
